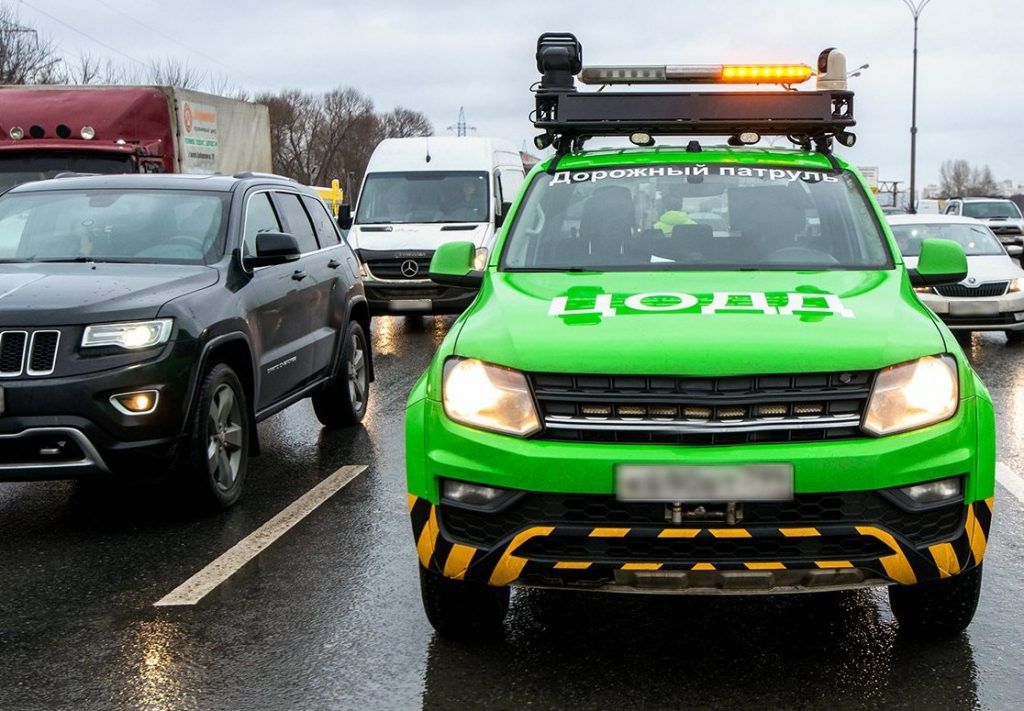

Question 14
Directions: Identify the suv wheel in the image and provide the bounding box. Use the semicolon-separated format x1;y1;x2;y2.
419;566;509;640
181;363;250;509
1005;330;1023;345
888;564;983;638
312;321;370;428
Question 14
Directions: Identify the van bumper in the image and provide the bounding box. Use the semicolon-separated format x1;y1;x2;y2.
364;280;477;316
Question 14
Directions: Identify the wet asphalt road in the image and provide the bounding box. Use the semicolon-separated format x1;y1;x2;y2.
1;319;1023;710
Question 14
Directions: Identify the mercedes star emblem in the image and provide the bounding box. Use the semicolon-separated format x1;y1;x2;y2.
400;259;420;278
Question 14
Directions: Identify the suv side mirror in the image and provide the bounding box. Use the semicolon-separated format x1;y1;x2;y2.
495;201;514;228
337;204;353;231
429;241;483;288
247;232;302;268
909;238;968;287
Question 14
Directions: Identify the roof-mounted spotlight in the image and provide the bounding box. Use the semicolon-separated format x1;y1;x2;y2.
80;126;96;140
836;131;857;147
629;131;654;147
728;131;761;146
536;32;583;90
9;126;25;140
534;132;553;150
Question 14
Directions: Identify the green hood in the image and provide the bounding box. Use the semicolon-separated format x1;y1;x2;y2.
453;270;946;376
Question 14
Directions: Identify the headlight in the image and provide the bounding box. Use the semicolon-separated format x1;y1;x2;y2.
442;358;541;436
81;319;173;350
862;355;958;436
913;285;934;294
1008;277;1022;293
473;247;489;271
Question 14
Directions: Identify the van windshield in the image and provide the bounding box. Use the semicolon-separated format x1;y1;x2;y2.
0;189;229;264
356;171;489;224
891;222;1004;257
501;164;892;271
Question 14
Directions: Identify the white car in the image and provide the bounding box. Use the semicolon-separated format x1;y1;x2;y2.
888;214;1024;343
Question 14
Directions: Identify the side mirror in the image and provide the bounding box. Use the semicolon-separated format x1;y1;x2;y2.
429;241;483;288
337;204;353;231
495;201;514;228
247;232;302;268
909;238;968;287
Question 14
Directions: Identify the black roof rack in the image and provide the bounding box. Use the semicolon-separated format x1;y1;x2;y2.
532;33;856;162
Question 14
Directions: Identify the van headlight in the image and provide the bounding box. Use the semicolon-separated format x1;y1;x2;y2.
862;355;958;436
443;358;541;436
81;319;173;350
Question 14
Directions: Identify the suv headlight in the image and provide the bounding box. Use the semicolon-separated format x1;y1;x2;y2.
443;358;541;436
862;355;958;436
81;319;174;350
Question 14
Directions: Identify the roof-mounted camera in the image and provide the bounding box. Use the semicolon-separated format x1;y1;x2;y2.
532;33;856;162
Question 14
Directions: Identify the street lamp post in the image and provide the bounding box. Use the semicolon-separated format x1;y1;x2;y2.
903;0;932;214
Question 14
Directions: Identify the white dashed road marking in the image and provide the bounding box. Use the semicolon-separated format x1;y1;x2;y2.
996;462;1024;507
154;464;367;607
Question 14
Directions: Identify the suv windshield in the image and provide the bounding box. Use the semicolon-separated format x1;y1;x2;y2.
502;164;891;271
0;189;229;264
891;222;1004;257
356;171;489;224
0;153;134;192
961;201;1022;219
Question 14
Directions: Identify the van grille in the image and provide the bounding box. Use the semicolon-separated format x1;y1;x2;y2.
934;282;1008;298
0;329;61;377
359;249;434;280
529;371;873;445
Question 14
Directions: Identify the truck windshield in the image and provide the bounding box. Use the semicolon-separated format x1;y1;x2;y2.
961;201;1022;219
891;222;1004;257
356;171;489;224
501;164;892;271
0;189;228;265
0;153;135;192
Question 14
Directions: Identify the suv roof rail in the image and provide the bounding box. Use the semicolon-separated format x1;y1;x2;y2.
532;33;856;166
53;171;101;179
232;171;296;182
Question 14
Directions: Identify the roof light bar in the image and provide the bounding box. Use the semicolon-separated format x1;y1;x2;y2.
579;63;813;86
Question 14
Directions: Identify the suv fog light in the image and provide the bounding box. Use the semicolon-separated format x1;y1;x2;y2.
110;390;159;415
442;479;505;507
899;476;961;505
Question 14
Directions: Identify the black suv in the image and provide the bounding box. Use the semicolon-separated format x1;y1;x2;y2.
0;173;372;507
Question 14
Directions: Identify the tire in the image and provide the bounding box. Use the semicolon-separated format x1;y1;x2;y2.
312;320;370;428
888;564;983;638
180;363;250;509
952;330;973;348
1005;330;1024;345
419;566;509;641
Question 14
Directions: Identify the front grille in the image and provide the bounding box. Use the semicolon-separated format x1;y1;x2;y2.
944;314;1018;326
439;492;965;549
364;253;434;280
0;329;60;377
517;530;890;563
530;371;873;445
935;282;1008;298
990;225;1022;236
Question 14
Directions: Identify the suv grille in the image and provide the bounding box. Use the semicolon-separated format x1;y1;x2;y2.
530;371;873;445
0;329;60;377
935;282;1008;298
363;252;434;280
990;225;1022;236
439;492;965;550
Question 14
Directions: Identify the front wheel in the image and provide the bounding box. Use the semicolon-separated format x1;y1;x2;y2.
419;567;509;641
312;321;370;428
888;564;983;638
180;363;250;509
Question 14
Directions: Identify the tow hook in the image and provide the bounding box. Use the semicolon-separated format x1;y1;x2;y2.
665;502;744;525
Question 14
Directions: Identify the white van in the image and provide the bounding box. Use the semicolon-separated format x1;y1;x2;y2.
344;137;525;315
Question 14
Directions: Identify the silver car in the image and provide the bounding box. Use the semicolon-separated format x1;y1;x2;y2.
888;214;1024;343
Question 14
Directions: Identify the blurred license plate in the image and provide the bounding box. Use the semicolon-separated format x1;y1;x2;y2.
949;301;999;317
389;299;431;311
616;463;793;502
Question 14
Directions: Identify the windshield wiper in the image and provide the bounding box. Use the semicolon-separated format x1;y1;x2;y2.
36;256;96;263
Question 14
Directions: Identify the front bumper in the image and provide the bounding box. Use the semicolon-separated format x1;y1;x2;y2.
919;291;1024;331
363;279;477;316
0;340;196;480
406;396;995;592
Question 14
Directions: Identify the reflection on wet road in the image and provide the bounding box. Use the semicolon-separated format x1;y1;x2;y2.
0;320;1022;710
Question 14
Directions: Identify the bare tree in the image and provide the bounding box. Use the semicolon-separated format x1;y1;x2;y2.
970;164;998;197
146;57;206;88
939;160;972;197
380;107;433;139
0;6;63;84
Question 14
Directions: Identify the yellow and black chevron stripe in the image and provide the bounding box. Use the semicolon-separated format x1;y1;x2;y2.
408;494;994;588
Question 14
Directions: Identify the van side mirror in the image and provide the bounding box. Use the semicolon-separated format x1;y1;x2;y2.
495;201;514;228
429;241;483;288
337;204;353;230
909;238;968;287
247;232;302;268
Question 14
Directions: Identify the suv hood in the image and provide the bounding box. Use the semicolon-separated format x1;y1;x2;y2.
453;270;946;376
0;263;219;326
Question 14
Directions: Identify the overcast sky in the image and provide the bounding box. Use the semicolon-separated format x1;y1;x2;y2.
14;0;1024;187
